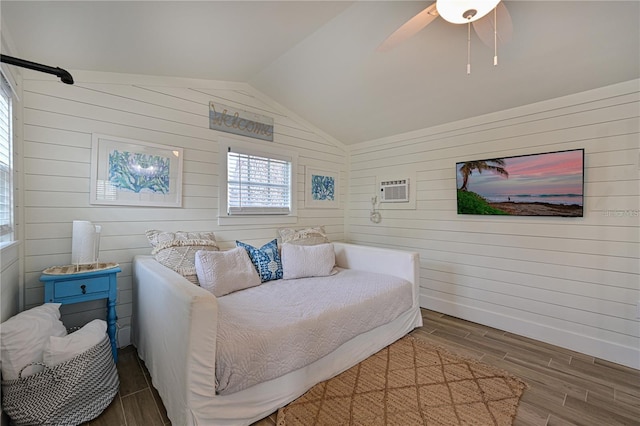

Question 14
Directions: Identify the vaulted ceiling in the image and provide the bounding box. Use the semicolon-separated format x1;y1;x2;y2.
2;1;639;144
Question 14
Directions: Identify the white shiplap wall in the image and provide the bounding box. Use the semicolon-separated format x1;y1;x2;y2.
0;242;20;323
20;70;347;346
0;60;23;324
347;79;640;369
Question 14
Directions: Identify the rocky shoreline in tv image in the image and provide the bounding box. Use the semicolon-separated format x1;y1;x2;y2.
489;201;583;217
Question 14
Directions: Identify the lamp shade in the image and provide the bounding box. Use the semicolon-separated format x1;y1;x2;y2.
436;0;501;24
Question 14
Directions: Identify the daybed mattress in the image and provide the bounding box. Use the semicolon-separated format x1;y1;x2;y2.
216;268;413;395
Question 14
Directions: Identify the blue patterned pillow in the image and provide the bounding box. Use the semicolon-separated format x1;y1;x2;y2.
236;239;283;282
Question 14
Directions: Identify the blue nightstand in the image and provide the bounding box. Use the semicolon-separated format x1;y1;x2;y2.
40;265;121;363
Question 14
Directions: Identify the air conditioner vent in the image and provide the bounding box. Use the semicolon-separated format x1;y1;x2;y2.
380;179;409;203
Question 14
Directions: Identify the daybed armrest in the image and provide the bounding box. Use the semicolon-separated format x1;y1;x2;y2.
132;255;218;426
333;242;420;308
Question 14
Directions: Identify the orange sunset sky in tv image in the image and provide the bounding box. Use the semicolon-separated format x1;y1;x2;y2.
457;150;584;203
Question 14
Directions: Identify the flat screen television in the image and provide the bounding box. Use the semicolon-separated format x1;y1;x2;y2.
456;148;584;217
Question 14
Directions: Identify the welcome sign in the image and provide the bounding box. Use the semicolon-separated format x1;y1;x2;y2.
209;102;274;141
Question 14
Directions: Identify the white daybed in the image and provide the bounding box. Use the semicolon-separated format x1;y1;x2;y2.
132;242;422;426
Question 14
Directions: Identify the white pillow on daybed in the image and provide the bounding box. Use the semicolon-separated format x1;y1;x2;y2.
281;242;336;279
278;226;329;246
195;247;261;297
146;230;219;285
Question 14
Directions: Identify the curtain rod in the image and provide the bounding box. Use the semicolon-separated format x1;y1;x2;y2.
0;54;74;85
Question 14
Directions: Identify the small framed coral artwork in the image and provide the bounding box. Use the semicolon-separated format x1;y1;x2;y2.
90;134;183;207
305;167;339;208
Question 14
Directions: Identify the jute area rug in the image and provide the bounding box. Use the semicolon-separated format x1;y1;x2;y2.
276;335;527;425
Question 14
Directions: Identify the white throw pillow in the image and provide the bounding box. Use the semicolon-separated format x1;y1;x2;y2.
146;230;219;285
278;226;329;246
0;303;67;380
43;319;107;366
281;243;336;280
195;247;261;297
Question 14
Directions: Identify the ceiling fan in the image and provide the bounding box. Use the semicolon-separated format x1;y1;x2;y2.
377;0;513;72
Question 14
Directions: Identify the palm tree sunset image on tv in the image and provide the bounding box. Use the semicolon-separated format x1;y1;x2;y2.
456;149;584;217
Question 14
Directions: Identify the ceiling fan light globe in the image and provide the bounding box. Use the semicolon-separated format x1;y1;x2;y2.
436;0;501;24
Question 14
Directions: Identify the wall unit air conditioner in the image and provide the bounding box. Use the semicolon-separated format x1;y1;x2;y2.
380;179;409;203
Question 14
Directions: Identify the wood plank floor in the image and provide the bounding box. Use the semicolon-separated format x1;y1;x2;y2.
86;309;640;426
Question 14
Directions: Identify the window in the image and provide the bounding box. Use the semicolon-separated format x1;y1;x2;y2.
227;149;291;214
219;140;297;224
0;73;13;243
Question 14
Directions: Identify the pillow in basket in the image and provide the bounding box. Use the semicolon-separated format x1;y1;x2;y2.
43;319;107;366
146;230;219;285
0;303;67;380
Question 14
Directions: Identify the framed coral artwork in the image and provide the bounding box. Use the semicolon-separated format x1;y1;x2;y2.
90;134;183;207
305;167;339;208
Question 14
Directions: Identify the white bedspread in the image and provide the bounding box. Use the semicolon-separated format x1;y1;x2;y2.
215;269;413;395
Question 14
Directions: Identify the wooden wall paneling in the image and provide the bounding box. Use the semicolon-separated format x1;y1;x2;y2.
347;79;640;368
20;72;347;347
0;244;20;322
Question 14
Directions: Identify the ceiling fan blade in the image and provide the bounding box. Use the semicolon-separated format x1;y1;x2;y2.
472;2;513;49
376;2;439;52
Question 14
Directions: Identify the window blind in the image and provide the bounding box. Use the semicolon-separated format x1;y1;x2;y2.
0;74;12;240
227;149;291;215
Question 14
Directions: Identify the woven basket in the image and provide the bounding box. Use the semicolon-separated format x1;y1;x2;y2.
1;334;119;426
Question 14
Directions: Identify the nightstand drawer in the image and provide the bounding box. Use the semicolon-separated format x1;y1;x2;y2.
54;276;110;298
